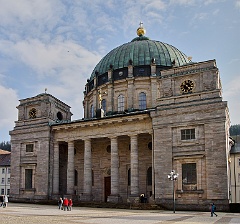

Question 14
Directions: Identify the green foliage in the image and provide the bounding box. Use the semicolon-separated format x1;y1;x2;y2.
0;141;11;152
230;124;240;136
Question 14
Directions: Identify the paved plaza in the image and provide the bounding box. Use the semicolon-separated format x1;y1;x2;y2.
1;203;240;224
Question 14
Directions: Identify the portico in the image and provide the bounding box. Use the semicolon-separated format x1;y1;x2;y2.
51;113;153;202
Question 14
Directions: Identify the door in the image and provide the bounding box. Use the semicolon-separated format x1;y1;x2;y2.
104;176;111;202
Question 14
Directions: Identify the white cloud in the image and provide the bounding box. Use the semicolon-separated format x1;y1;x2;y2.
0;85;18;141
204;0;217;5
236;0;240;8
169;0;195;6
144;1;166;11
194;12;208;21
0;38;101;78
0;0;65;40
223;75;240;99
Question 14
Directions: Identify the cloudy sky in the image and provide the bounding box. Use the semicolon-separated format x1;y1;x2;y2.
0;0;240;141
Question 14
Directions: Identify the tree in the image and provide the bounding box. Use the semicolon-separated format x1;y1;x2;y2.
0;141;11;152
230;124;240;136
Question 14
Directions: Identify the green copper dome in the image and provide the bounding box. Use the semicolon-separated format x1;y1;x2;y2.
90;38;190;80
90;23;191;81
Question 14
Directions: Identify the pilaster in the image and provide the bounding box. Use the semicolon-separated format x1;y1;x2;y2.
81;138;92;201
108;136;122;203
67;141;75;194
53;141;59;194
130;134;139;196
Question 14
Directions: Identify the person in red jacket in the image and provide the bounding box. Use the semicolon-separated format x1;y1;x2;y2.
63;197;68;211
68;199;73;211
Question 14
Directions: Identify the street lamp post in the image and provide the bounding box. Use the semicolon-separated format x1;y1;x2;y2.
168;170;179;213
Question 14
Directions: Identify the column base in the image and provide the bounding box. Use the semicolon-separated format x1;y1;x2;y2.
107;194;122;203
80;193;93;202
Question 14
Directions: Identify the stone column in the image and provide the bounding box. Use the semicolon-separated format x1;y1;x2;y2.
53;141;59;194
81;138;92;201
151;133;155;200
67;141;75;195
108;136;121;203
130;135;139;197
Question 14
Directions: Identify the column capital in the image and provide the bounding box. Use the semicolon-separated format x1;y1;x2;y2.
129;134;138;139
68;140;75;147
82;138;91;142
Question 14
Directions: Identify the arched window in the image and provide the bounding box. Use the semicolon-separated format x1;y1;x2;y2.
102;99;106;114
118;94;125;112
90;105;94;118
139;92;146;110
147;167;152;186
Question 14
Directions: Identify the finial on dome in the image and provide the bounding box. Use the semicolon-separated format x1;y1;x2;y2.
137;21;146;37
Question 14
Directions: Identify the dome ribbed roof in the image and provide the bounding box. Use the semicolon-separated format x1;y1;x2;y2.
90;37;190;81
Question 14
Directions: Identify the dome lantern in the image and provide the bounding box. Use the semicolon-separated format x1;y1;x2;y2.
137;21;146;36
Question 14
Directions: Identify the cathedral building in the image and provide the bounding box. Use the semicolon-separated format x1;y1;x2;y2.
10;24;231;211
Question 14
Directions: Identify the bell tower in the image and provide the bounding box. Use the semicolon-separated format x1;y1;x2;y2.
10;93;72;201
16;93;72;126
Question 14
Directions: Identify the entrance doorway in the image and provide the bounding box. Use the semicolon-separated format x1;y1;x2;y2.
104;176;111;202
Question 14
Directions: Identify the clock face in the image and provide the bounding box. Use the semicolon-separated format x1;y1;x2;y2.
180;80;194;93
29;108;37;119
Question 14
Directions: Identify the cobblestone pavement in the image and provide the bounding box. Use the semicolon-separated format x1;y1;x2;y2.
1;203;240;224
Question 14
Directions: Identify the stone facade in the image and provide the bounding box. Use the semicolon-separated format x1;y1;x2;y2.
10;36;231;211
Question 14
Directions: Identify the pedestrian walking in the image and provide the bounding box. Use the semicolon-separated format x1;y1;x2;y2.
3;195;8;208
68;199;73;211
0;195;3;207
63;197;68;211
210;203;217;217
58;197;63;210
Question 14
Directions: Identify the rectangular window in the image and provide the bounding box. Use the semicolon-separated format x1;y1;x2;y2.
238;158;240;167
25;169;33;189
238;173;240;183
2;168;5;174
1;189;4;195
182;163;197;190
7;178;10;184
1;178;4;184
26;144;34;152
181;129;195;140
139;92;147;110
7;189;10;195
8;168;11;174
